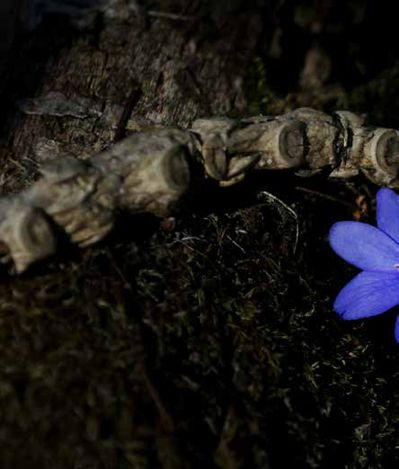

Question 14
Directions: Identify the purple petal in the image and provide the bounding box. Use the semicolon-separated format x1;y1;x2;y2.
377;188;399;243
334;271;399;320
395;316;399;343
329;221;399;271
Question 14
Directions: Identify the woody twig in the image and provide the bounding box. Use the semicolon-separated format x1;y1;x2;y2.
1;107;399;273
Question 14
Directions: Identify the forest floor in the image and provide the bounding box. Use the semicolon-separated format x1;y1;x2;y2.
1;1;399;468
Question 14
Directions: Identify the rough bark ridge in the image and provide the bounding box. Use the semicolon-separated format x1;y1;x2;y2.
0;1;260;191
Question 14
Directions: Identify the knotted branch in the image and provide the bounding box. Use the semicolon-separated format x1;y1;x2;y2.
1;107;398;272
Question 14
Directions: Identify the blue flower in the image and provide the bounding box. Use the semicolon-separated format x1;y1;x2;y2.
329;188;399;342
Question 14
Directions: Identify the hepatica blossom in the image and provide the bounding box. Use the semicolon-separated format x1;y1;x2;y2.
329;188;399;342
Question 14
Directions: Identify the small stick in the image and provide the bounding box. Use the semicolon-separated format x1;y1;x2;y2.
1;107;399;273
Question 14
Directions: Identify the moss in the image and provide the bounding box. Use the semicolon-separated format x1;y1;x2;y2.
246;56;272;115
245;57;295;116
1;179;399;468
340;63;399;128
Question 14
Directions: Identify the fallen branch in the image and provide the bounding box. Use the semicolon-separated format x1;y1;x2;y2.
1;107;398;273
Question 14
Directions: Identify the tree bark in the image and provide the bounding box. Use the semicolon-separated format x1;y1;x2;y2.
0;0;262;193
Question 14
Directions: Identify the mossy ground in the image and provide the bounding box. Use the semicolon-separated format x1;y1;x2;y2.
2;2;399;468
